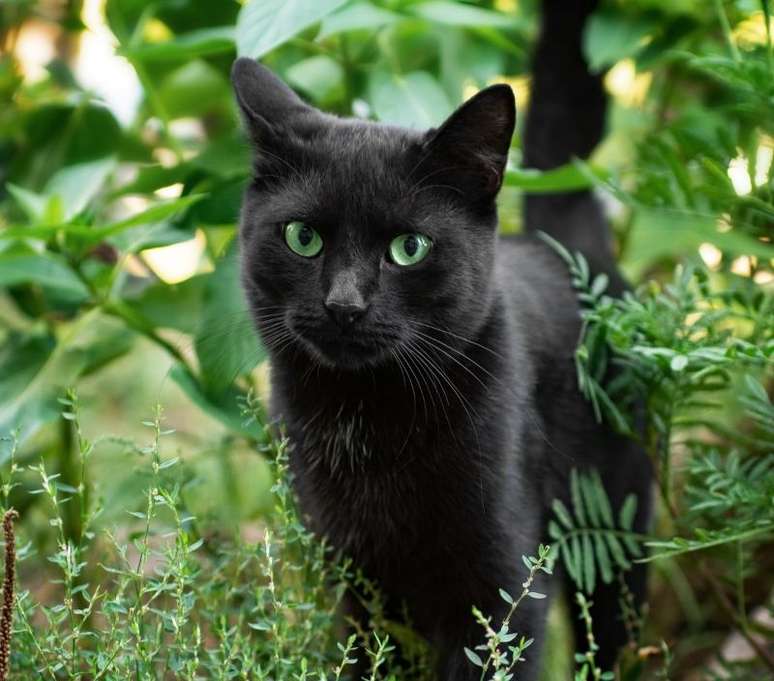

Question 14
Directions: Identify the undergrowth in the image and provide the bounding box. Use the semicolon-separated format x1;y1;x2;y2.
0;253;772;680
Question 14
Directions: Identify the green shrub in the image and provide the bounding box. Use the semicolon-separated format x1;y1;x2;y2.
1;0;772;679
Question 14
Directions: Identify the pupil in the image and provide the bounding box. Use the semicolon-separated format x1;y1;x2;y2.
298;226;313;247
404;235;418;257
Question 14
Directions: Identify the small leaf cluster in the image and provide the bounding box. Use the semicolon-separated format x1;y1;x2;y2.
464;544;553;681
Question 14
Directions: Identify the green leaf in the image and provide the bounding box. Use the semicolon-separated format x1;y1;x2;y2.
504;164;608;192
552;499;575;529
594;472;615;527
623;207;774;279
285;56;344;103
604;534;631;571
158;60;232;118
570;470;588;527
102;195;205;253
122;27;235;61
593;533;613;584
194;245;265;397
0;333;54;409
318;2;400;39
438;29;505;102
670;355;689;372
169;364;264;440
582;533;595;593
45;157;116;221
410;1;515;28
580;474;602;528
127;274;210;335
5;184;48;222
368;70;452;128
619;495;638;531
463;647;483;668
190;135;251;180
0;251;90;300
236;0;347;59
548;520;563;540
105;195;205;235
583;11;655;72
0;311;122;442
1;195;210;248
566;535;582;586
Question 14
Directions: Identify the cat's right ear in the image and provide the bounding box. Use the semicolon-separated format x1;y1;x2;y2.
231;57;311;149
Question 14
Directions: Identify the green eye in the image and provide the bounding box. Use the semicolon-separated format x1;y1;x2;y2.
389;233;432;267
284;221;323;258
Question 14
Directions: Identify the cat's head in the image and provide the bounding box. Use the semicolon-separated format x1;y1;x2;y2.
232;58;514;370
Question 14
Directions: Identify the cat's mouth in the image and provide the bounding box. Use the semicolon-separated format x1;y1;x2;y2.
289;323;395;370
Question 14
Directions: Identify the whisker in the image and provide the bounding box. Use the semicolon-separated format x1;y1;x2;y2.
411;329;496;388
411;320;504;359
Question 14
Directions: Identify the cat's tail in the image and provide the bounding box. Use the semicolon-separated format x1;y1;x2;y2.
523;0;626;293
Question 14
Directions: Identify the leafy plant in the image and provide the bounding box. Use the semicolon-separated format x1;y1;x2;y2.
464;544;553;681
1;0;773;679
548;470;641;595
5;395;409;679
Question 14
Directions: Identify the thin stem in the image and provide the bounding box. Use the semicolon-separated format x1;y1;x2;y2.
713;0;741;62
736;541;747;628
700;561;774;673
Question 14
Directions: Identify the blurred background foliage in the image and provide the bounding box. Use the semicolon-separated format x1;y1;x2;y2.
0;0;772;679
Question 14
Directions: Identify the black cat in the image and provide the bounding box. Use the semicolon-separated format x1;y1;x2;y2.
232;1;652;678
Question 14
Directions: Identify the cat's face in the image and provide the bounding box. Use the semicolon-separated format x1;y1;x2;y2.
232;59;515;370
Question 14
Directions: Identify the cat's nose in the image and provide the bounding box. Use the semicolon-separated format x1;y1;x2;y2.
324;269;370;329
324;299;369;329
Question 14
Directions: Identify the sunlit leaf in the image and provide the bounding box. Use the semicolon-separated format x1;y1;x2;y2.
236;0;347;59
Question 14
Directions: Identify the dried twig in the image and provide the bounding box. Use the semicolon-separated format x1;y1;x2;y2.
0;509;18;681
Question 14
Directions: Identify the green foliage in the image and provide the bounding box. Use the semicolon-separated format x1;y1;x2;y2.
1;0;773;679
548;470;641;595
465;545;552;681
7;396;408;679
573;593;615;681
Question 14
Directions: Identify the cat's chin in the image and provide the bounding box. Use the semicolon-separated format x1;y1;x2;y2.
296;334;392;371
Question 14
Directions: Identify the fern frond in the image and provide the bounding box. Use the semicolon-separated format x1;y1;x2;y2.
549;470;643;594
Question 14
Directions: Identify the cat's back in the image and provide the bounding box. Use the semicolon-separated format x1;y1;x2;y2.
494;233;582;361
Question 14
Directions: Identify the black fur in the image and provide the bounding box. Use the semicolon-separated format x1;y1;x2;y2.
232;2;652;678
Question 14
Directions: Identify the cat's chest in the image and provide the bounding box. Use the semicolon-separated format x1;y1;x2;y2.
295;399;426;475
286;400;458;554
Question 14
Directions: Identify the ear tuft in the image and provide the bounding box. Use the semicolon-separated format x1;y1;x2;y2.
421;84;516;201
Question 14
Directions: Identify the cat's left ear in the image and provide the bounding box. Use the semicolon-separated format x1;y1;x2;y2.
231;57;317;149
421;85;515;200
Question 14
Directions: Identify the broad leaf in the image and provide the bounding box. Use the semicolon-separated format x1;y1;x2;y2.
122;27;235;61
0;311;129;442
318;2;400;39
170;364;263;439
505;164;608;192
368;71;452;128
46;157;117;221
285;56;345;103
623;207;774;279
194;245;265;397
236;0;347;59
583;11;655;72
410;1;515;28
127;274;210;335
0;251;90;300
